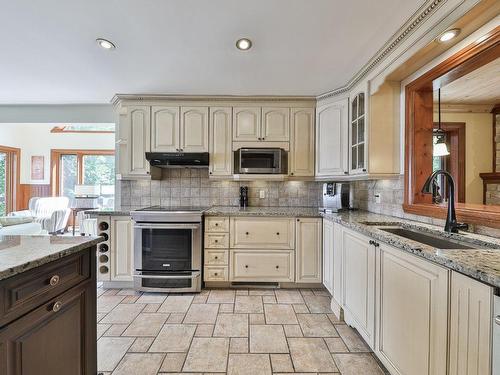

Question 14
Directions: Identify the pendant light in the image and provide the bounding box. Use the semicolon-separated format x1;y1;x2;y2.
433;88;450;157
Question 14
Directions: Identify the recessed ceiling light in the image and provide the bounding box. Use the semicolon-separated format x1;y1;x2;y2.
236;38;252;51
96;38;116;50
437;28;460;43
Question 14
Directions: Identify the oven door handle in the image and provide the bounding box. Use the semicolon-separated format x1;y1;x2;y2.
134;223;201;230
133;271;201;280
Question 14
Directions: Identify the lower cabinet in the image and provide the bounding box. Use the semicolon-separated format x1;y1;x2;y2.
0;249;97;375
230;250;294;282
341;228;376;348
110;217;134;282
295;218;322;283
448;271;493;375
322;219;334;294
376;242;449;375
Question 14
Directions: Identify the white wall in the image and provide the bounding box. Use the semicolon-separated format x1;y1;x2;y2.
0;123;115;184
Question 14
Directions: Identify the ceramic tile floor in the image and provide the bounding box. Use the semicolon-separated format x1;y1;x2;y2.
97;287;388;374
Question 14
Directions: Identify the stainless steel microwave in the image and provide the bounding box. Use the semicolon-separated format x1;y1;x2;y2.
234;148;287;174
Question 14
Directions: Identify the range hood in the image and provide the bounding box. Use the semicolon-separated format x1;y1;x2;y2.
145;152;209;168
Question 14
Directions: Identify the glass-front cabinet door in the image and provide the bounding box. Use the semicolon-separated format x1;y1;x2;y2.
350;92;367;174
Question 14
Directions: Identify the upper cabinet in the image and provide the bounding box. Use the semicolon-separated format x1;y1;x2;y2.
262;107;290;141
180;107;209;152
209;107;232;177
128;106;151;176
349;92;367;174
151;106;179;152
315;98;349;177
152;106;208;153
290;108;315;177
233;106;290;142
233;107;261;141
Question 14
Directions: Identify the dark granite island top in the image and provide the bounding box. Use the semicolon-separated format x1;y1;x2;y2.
321;211;500;288
0;235;103;281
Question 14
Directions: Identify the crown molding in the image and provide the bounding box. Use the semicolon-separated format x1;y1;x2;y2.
317;0;447;102
112;93;316;106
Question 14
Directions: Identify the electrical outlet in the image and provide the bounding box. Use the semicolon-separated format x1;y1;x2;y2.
374;192;381;204
259;190;266;199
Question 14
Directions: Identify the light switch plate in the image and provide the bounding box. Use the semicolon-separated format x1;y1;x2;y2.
259;190;266;199
374;192;381;204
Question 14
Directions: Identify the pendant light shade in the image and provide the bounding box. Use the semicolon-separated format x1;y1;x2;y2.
433;88;450;157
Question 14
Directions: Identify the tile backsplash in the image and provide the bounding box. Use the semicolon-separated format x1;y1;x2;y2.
118;169;323;208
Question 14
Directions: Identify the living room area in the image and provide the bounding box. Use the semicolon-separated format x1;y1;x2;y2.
0;104;115;236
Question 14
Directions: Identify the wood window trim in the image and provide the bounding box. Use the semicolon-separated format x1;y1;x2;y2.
50;149;114;196
404;26;500;228
0;145;21;214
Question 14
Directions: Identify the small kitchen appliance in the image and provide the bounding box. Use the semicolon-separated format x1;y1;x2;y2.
240;186;249;207
320;182;350;213
234;148;287;174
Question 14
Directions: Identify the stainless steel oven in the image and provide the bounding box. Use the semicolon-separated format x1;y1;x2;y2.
234;148;287;174
131;207;204;293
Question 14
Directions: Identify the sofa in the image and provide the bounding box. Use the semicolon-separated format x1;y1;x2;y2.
9;197;71;234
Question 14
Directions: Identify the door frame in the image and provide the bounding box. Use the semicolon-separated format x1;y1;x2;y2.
0;145;21;214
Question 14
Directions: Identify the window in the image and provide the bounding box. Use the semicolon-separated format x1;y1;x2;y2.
51;150;115;199
50;123;115;133
0;146;20;216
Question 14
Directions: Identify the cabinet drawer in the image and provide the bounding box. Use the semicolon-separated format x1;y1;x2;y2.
204;233;229;248
230;217;295;249
205;217;229;232
230;250;294;282
204;266;228;281
204;250;229;265
0;251;91;326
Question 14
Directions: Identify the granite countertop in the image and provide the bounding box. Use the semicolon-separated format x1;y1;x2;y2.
204;206;322;217
85;207;133;216
0;235;103;281
321;211;500;288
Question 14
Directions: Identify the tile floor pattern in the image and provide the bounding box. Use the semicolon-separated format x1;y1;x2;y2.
97;287;389;375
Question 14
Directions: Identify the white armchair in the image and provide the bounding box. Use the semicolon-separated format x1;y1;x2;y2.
10;197;71;234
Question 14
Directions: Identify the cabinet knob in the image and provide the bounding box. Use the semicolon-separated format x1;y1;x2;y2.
214;239;218;243
52;301;63;313
215;223;219;226
214;272;218;276
275;265;279;269
276;232;280;236
290;172;294;176
362;168;367;172
297;219;300;222
245;265;249;268
209;171;213;175
262;137;265;140
344;171;349;175
214;256;218;259
49;275;60;286
245;232;249;235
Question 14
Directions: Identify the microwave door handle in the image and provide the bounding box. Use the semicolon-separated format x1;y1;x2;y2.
134;223;201;230
133;271;201;280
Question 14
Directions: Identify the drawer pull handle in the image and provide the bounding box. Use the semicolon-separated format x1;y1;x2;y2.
49;275;60;286
52;301;63;313
495;315;500;326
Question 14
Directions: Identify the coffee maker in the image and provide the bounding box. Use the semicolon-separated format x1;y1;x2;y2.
320;182;350;213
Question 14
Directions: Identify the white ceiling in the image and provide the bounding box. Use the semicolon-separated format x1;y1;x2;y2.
0;0;425;104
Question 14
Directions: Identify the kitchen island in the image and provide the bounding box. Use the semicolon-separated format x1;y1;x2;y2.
0;235;102;375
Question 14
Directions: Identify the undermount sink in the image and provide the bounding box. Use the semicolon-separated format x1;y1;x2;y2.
379;227;477;250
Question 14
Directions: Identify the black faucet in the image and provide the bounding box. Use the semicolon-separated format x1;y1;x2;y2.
421;170;468;233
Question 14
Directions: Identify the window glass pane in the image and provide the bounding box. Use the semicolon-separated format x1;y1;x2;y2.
358;117;364;143
358;144;365;170
60;155;77;199
351;145;357;170
351;97;358;121
82;155;115;186
351;121;357;145
358;93;365;117
0;153;6;216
